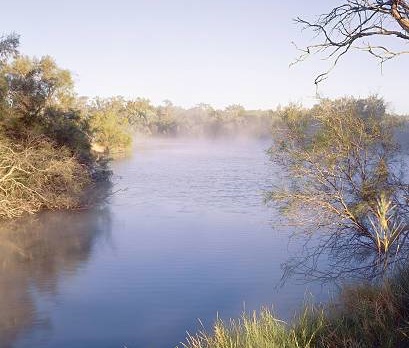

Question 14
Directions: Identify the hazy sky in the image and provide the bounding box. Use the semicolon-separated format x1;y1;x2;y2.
3;0;409;112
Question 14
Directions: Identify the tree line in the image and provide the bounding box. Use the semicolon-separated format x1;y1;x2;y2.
0;33;279;220
85;97;276;140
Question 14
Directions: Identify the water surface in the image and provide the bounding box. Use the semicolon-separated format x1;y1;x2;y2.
0;138;328;348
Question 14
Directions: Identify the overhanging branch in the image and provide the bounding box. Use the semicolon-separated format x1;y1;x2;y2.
293;0;409;85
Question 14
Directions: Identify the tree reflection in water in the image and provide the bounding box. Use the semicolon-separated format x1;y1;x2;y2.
0;207;111;348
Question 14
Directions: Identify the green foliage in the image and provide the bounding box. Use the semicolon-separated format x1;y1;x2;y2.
0;54;93;158
2;55;75;128
125;97;156;130
87;97;132;154
268;96;408;280
0;34;116;219
41;107;91;161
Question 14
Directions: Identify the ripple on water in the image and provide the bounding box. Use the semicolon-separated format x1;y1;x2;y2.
2;138;330;348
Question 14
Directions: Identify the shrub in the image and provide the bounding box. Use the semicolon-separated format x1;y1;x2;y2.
0;133;90;219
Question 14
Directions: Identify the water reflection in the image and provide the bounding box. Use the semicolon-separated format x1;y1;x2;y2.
0;207;111;348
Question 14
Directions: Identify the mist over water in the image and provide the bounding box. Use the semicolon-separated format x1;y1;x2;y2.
1;138;329;348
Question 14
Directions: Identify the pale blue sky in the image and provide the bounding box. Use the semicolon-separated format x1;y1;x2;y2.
3;0;409;112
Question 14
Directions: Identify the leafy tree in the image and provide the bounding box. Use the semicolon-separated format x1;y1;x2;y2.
0;35;102;219
125;98;155;126
0;55;93;159
87;97;131;153
154;100;178;135
2;55;75;127
268;97;409;281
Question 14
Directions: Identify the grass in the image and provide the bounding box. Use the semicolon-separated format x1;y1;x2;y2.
180;269;409;348
180;307;324;348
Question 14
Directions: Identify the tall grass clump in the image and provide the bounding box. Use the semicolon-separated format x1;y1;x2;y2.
181;269;409;348
180;308;324;348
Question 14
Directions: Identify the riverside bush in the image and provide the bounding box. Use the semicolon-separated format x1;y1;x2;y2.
0;134;90;219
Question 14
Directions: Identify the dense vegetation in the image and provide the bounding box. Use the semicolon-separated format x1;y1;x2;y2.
83;97;276;139
0;34;131;219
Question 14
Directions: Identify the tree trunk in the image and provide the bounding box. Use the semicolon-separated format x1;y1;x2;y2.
391;0;409;33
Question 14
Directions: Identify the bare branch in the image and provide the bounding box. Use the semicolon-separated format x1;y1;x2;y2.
293;1;409;85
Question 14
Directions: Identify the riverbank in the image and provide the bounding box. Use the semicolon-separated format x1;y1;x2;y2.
0;35;132;221
181;270;409;348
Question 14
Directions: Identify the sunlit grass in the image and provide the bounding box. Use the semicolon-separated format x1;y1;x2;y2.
179;307;324;348
180;270;409;348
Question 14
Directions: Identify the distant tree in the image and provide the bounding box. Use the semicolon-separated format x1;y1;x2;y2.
154;100;178;135
268;97;409;281
125;98;155;125
295;1;409;84
87;97;131;153
225;104;245;118
197;103;214;112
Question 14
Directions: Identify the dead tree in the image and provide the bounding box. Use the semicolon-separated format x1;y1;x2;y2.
294;0;409;85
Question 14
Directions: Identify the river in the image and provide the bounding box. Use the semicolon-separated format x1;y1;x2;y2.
0;138;329;348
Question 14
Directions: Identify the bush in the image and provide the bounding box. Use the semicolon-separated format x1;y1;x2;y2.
0;134;90;219
267;97;407;281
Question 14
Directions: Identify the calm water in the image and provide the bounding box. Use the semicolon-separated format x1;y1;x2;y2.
0;138;329;348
